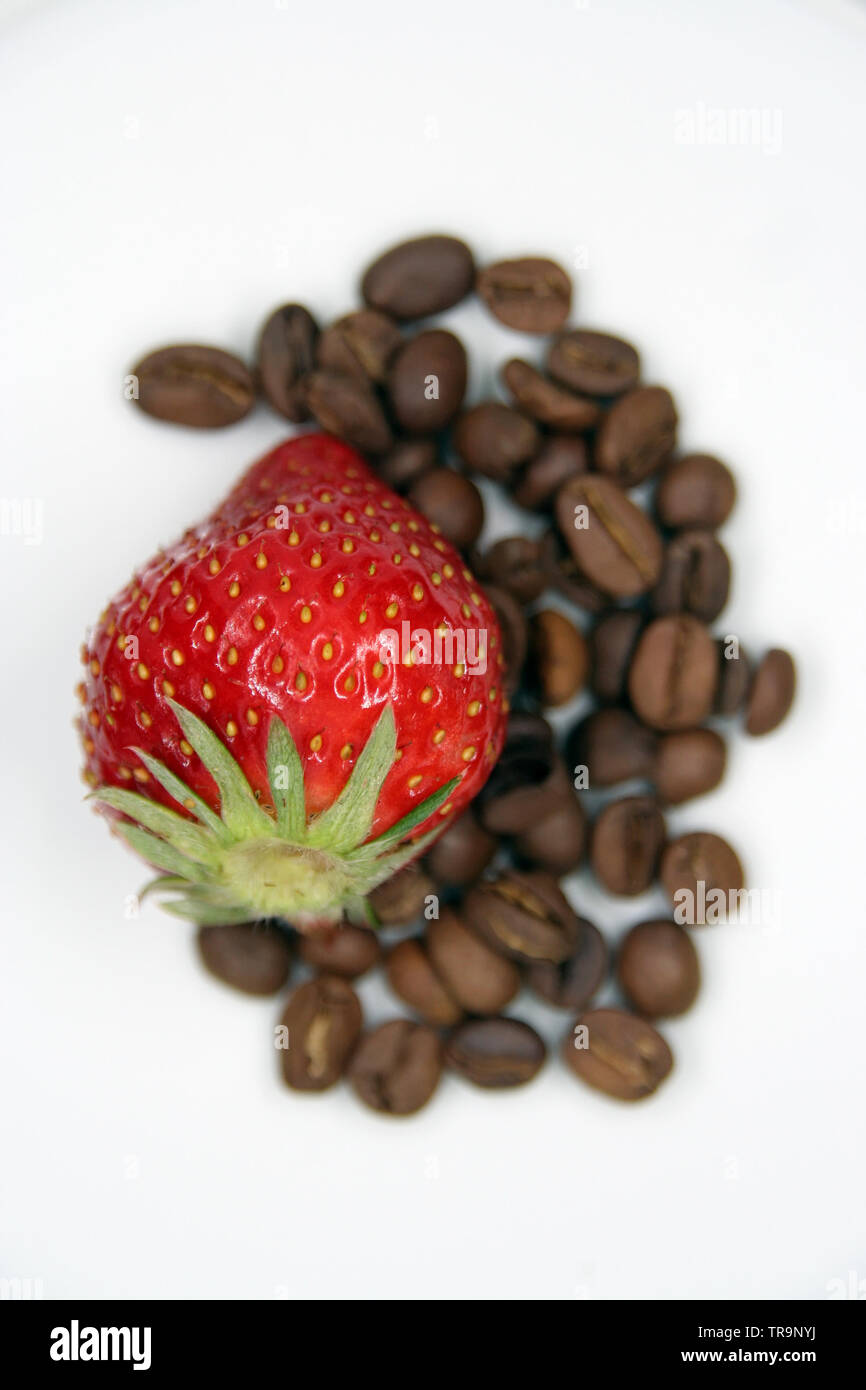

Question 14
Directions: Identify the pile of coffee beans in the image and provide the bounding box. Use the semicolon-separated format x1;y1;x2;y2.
131;231;796;1116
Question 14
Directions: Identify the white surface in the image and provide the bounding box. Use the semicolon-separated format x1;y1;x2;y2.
1;0;865;1302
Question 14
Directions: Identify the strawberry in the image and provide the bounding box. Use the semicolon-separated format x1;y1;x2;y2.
78;433;507;929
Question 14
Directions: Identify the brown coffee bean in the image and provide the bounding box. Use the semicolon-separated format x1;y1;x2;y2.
651;529;731;622
133;344;255;428
628;615;718;731
477;256;571;334
745;649;796;736
385;939;462;1026
478;714;560;834
660;832;745;923
589;609;645;702
714;641;752;714
427;908;521;1015
590;795;666;896
527;916;608;1011
501;358;600;432
361;233;475;320
562;1008;673;1100
555;475;664;598
425;810;497;887
315;309;401;385
464;870;580;964
368;861;435;926
279;976;362;1092
567;707;657;788
656;453;736;529
617;920;700;1018
538;531;608;612
511;435;590;511
197;923;292;996
445;1018;546;1088
257;304;318;422
299;923;381;979
653;729;726;805
376;438;437;492
483;584;527;693
349;1020;442;1116
513;785;587;875
304;369;392;454
453;402;540;480
387;329;467;432
547;328;640;397
529;608;589;707
479;536;547;604
595;386;677;486
407;468;484;550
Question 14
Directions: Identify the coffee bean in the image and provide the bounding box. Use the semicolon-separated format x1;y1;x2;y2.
628;615;718;730
653;729;726;805
538;531;608;612
407;468;484;550
361;233;475;320
589;609;645;702
425;809;497;887
299;923;381;979
566;707;657;787
385;939;462;1026
529;608;589;707
197;922;292;996
257;304;318;422
527;916;608;1011
464;870;580;964
511;435;589;511
660;832;745;923
279;976;362;1091
590;795;666;896
376;438;437;492
745;649;796;736
483;584;527;693
368;861;435;926
555;475;664;598
595;386;677;486
304;369;393;454
562;1008;673;1100
387;329;467;432
427;908;521;1015
133;344;255;428
501;358;600;432
547;328;640;397
617;919;700;1018
656;453;736;530
315;308;401;385
349;1020;442;1116
513;781;587;876
651;529;731;622
477;256;571;333
479;536;547;604
478;714;559;834
445;1018;546;1088
714;641;752;715
453;402;540;480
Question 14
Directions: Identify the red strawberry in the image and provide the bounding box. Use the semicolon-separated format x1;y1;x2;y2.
78;434;507;928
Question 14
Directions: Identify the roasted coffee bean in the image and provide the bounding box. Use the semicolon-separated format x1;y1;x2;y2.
407;468;484;550
562;1008;673;1100
257;304;318;422
501;358;600;432
478;713;558;834
304;369;392;454
385;939;462;1026
132;344;255;428
425;809;497;887
651;529;731;622
628;615;718;730
547;328;640;397
745;649;796;736
464;871;580;964
513;782;587;876
445;1018;546;1088
279;976;362;1091
714;641;752;715
349;1020;442;1116
567;707;657;788
483;584;527;693
427;908;521;1015
529;608;589;707
555;475;664;598
660;832;745;923
197;922;292;996
653;729;726;805
376;438;437;492
527;916;608;1010
368;861;435;925
477;256;571;334
590;609;645;702
538;530;608;612
361;233;475;320
387;329;467;432
479;536;547;604
511;435;590;511
590;795;666;896
299;923;381;979
595;386;677;487
617;919;700;1018
315;308;401;385
656;453;736;530
453;402;540;480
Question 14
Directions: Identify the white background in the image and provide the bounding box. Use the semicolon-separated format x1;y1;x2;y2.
1;0;865;1301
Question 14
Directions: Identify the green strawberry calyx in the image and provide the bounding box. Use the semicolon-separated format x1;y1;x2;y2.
91;699;456;930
